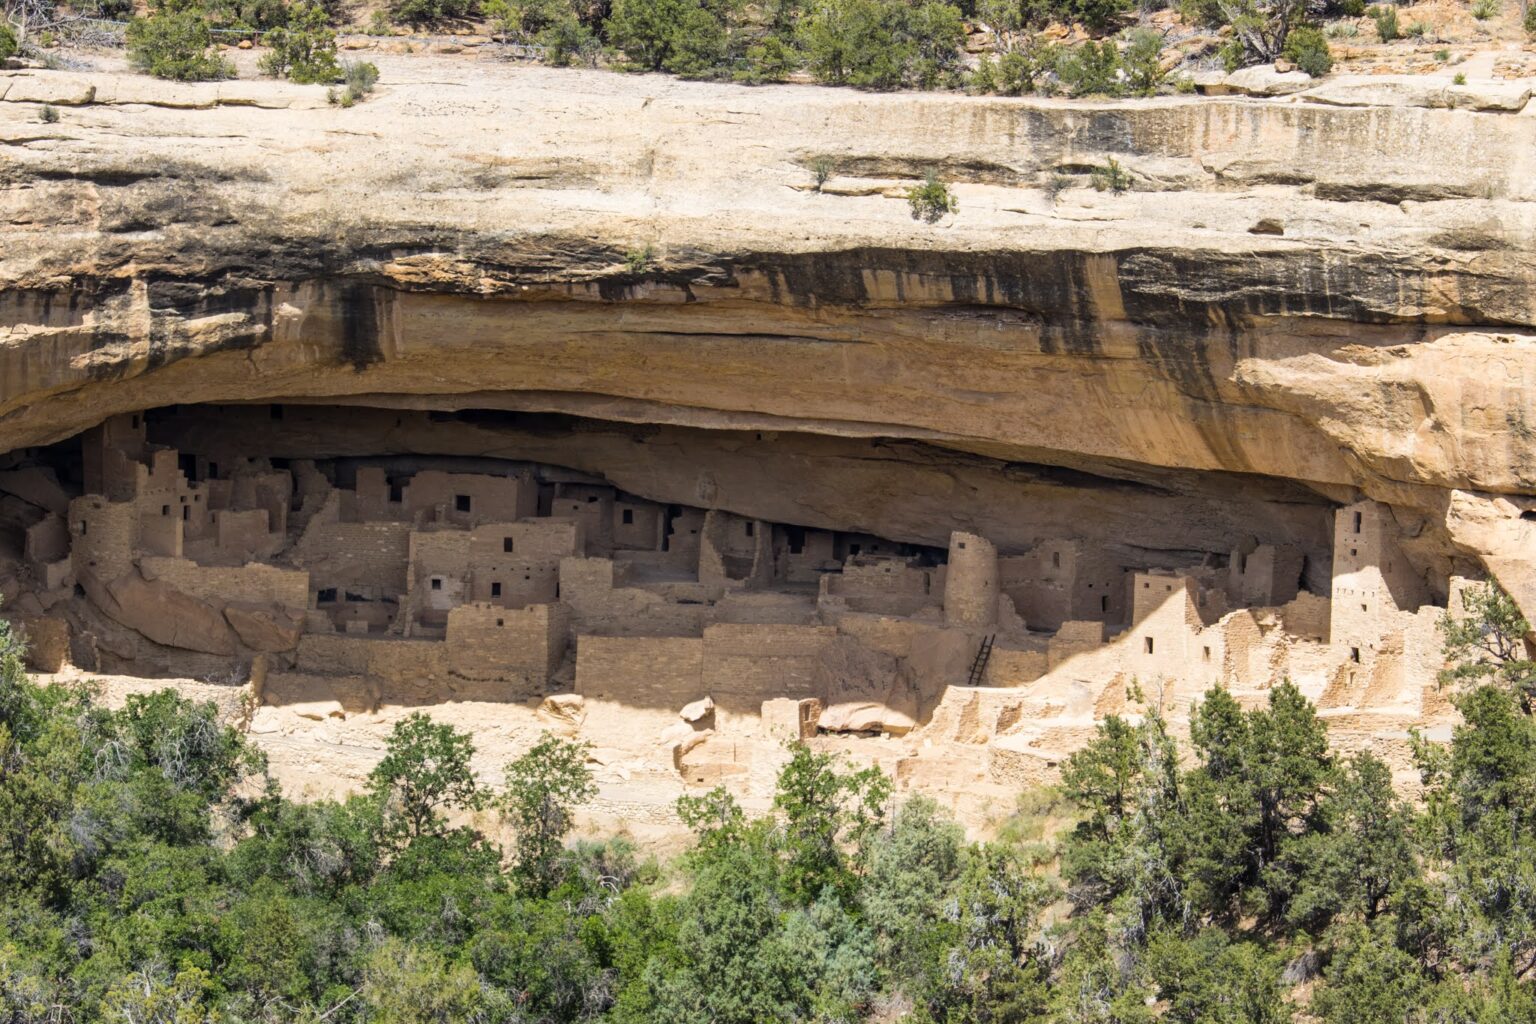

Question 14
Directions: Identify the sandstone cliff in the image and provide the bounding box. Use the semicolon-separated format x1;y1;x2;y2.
2;56;1534;612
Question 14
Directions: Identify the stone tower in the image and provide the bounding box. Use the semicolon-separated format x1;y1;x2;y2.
944;530;998;630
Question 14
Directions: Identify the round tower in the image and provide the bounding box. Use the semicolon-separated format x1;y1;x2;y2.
944;530;998;629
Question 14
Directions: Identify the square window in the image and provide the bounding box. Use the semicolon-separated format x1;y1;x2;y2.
431;578;442;591
455;495;471;513
497;618;505;627
622;509;634;525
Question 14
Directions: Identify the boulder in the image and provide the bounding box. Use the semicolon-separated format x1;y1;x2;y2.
224;602;305;652
679;695;715;722
818;702;917;736
97;571;238;655
538;692;587;729
1223;64;1314;96
0;468;70;515
1302;75;1532;112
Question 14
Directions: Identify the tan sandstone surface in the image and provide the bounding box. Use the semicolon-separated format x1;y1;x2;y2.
2;58;1534;831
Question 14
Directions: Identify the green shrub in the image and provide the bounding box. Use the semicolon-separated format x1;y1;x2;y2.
1326;19;1358;35
1404;18;1426;35
258;0;339;82
1283;24;1332;75
906;169;957;222
538;14;597;65
0;22;16;60
608;0;729;75
1453;70;1466;83
1090;156;1131;193
967;52;999;92
737;33;800;81
1044;172;1074;200
1370;4;1399;39
387;0;477;26
811;155;834;190
327;59;379;104
623;245;655;273
127;0;236;81
1433;46;1449;58
39;103;60;122
484;0;565;36
1121;27;1165;94
799;0;964;89
1056;39;1122;96
1471;0;1498;17
1025;0;1131;31
1526;0;1536;33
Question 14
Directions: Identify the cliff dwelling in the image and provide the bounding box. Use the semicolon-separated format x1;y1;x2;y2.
0;399;1475;828
6;65;1536;833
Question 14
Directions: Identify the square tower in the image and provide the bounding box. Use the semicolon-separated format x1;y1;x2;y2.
1330;500;1427;657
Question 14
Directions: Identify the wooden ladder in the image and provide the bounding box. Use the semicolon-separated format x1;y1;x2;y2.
966;633;996;687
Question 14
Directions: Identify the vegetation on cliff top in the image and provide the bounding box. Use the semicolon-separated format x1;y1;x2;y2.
2;582;1536;1021
96;0;1353;89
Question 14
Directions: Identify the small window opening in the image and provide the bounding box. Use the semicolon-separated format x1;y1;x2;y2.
956;541;965;550
130;414;140;428
431;578;443;591
622;509;634;525
182;506;189;521
504;537;515;553
80;521;88;536
1353;511;1363;533
1203;646;1211;663
1238;554;1248;574
1144;637;1155;655
1350;647;1361;663
161;505;170;516
318;587;337;603
389;483;404;503
497;618;505;627
1052;551;1061;569
1101;595;1109;613
455;495;471;513
745;522;755;537
1361;603;1368;613
491;582;502;597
